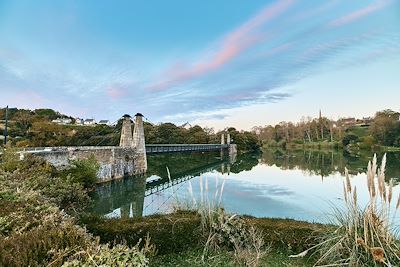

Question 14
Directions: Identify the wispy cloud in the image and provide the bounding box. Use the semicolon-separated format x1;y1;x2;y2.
329;0;392;28
1;0;399;127
148;0;295;91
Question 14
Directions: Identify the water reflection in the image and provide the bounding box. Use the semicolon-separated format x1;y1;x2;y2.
90;151;251;218
89;149;400;222
261;149;400;184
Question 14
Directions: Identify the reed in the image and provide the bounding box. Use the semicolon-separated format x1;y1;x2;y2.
311;154;400;266
177;176;266;266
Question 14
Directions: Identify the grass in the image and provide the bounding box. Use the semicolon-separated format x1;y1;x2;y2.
306;154;400;266
150;248;312;267
83;173;325;266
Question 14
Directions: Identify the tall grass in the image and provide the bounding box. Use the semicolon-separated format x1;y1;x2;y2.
312;154;400;266
181;176;267;267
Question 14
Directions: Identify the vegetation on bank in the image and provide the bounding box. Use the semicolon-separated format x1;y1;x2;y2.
293;154;400;266
0;107;260;152
1;150;399;266
255;109;400;152
0;151;152;266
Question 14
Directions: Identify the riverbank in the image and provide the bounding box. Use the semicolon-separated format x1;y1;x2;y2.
81;211;324;266
1;152;399;266
264;141;400;153
0;151;321;266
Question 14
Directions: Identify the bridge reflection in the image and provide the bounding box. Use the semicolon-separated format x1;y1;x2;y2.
89;151;248;218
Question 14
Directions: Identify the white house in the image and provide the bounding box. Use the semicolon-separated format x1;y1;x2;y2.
84;119;96;125
98;120;110;125
75;118;84;125
52;118;72;125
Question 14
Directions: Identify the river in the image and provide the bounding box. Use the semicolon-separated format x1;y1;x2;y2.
89;149;400;223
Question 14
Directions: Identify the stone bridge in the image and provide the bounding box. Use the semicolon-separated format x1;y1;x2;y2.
20;113;237;183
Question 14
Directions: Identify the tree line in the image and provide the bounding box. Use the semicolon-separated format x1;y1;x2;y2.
0;108;260;152
251;109;400;149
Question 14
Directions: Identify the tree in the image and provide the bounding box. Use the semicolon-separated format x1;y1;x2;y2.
342;134;359;147
370;109;400;146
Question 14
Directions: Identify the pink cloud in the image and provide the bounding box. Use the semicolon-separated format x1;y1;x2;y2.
149;0;295;91
106;85;128;99
329;0;392;28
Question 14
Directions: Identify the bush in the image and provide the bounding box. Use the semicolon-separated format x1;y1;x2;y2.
342;134;359;147
58;155;99;189
0;151;151;266
0;219;95;267
62;244;150;267
41;175;91;213
82;212;201;255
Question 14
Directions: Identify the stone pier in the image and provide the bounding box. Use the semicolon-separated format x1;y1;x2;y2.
132;113;147;172
119;115;133;147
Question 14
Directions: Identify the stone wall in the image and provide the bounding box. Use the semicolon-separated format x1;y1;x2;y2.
22;146;145;183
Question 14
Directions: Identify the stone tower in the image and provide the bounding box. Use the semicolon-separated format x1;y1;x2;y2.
132;113;147;172
227;133;231;145
221;133;225;145
119;114;133;147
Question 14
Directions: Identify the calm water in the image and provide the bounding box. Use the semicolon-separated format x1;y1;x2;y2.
90;149;400;223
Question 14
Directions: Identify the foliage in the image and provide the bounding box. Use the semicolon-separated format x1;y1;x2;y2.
41;175;91;213
254;109;400;150
227;127;261;152
62;243;151;267
1;107;260;152
342;133;359;146
0;152;97;213
370;109;400;147
58;155;100;189
182;177;267;266
309;154;400;266
82;211;202;255
0;151;150;266
151;248;312;267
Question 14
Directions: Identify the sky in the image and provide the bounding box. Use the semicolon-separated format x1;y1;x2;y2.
0;0;399;130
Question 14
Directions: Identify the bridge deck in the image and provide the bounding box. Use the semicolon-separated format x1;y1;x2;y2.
146;144;228;154
18;144;229;154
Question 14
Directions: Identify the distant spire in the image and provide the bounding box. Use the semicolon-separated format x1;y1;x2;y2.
319;109;322;119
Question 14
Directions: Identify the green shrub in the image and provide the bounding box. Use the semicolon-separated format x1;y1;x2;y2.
58;155;99;189
62;244;149;267
359;135;376;150
41;175;91;213
0;219;95;267
0;151;154;267
342;134;359;147
82;212;201;255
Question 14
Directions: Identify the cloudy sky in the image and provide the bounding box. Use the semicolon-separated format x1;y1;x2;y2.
0;0;399;130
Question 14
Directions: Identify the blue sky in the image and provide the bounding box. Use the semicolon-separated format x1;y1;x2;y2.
0;0;399;130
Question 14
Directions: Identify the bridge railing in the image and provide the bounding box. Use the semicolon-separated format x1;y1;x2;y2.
19;146;123;153
18;144;230;154
145;144;229;154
